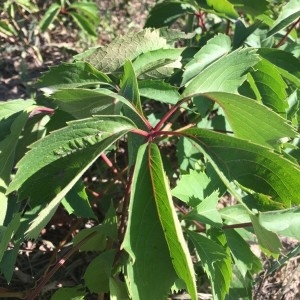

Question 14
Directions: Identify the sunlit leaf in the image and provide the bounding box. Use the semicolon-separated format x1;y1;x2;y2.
250;59;288;114
259;207;300;240
182;48;259;96
182;33;231;86
39;62;112;94
69;11;97;37
250;214;281;258
197;92;297;149
183;128;300;207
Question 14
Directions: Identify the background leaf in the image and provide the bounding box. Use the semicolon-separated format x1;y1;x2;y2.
250;214;281;258
259;207;300;240
39;3;61;32
188;230;232;300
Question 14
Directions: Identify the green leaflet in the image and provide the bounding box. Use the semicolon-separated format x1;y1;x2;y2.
267;0;300;38
183;128;300;207
259;207;300;240
84;250;116;293
182;33;231;86
250;214;281;258
122;143;197;300
39;61;112;94
197;92;297;149
182;48;260;96
69;11;97;37
188;230;232;300
38;2;60;32
139;80;180;105
132;48;184;79
250;59;288;114
257;48;300;88
7;116;136;206
185;191;223;227
120;60;142;113
225;229;262;278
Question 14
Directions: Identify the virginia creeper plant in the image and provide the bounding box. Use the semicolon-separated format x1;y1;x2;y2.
1;1;300;299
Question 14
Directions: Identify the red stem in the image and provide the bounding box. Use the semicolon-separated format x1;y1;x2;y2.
153;98;189;132
275;17;300;48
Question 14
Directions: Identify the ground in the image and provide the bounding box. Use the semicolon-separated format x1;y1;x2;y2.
0;1;299;299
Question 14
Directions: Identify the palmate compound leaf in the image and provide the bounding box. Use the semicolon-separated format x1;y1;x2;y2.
122;143;197;300
182;128;300;207
6;116;136;239
182;47;260;96
193;92;298;149
187;230;232;300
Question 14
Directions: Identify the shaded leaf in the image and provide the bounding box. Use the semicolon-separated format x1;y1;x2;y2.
39;3;61;32
225;229;262;277
110;277;129;300
122;144;178;300
183;128;300;207
62;180;96;219
257;48;300;88
51;285;86;300
120;60;142;113
148;143;197;299
84;250;116;293
188;230;232;300
145;1;196;28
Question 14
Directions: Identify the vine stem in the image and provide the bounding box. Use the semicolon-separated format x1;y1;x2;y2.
275;17;300;48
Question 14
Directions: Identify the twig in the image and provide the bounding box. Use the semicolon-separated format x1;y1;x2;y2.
275;17;300;48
